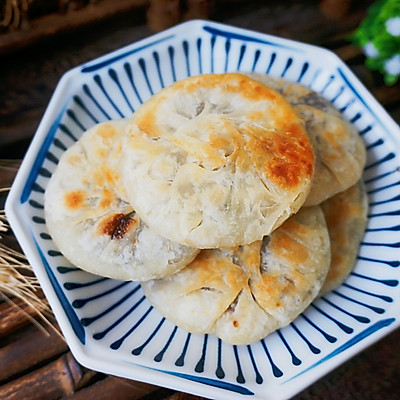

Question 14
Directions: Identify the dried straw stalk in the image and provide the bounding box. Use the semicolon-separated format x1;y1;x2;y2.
0;0;32;30
0;190;57;335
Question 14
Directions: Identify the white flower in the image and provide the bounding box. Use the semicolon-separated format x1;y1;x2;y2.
385;54;400;76
386;17;400;37
363;42;379;58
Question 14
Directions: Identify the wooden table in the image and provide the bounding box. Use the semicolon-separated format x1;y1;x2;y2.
1;1;400;399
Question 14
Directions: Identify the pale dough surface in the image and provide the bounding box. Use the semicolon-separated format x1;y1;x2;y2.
249;74;366;206
44;119;199;281
141;206;330;345
123;73;315;248
319;180;368;295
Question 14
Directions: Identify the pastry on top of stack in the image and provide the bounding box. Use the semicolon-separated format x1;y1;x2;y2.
44;72;368;345
121;73;315;248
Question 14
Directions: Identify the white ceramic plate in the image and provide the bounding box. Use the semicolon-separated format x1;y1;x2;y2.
6;20;400;400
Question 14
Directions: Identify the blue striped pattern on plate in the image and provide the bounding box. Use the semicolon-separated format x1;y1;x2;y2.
6;20;400;400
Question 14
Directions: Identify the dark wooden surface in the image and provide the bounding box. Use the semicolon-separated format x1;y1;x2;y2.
1;1;400;399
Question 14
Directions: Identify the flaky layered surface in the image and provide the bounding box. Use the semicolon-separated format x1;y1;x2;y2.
319;180;368;295
141;206;331;345
249;74;366;206
44;119;199;281
123;73;315;248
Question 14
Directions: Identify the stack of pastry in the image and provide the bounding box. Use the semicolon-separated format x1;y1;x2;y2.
44;73;367;345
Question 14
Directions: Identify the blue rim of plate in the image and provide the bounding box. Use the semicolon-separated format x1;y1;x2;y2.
5;19;400;400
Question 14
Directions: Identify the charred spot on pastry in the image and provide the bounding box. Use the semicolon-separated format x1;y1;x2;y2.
102;211;138;239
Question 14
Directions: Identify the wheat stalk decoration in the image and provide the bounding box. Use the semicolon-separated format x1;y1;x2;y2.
0;0;33;30
0;189;57;335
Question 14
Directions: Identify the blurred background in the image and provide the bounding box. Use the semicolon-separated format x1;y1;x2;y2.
3;0;399;161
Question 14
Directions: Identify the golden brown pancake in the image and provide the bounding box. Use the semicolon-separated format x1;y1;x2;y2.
249;74;366;206
141;205;330;345
319;180;368;295
123;73;314;248
44;119;199;281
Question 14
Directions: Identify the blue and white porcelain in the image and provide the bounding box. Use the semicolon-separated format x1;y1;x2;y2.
5;20;400;400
